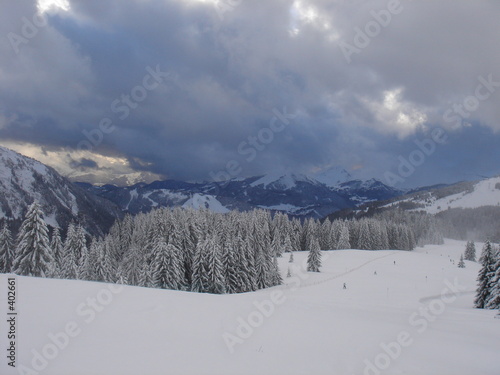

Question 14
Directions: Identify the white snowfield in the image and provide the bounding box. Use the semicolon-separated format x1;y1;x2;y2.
421;177;500;214
387;176;500;214
1;240;499;375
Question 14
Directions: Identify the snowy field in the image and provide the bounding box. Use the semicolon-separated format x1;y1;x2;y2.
1;239;499;375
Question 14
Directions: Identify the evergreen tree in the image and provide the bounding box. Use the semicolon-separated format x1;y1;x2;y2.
151;238;183;290
61;224;80;279
50;228;64;277
485;250;500;309
269;255;283;286
337;222;351;250
13;202;54;277
92;239;114;283
192;236;226;294
120;243;144;286
0;224;14;273
474;241;496;308
221;240;240;294
458;254;465;268
464;241;476;262
307;238;322;272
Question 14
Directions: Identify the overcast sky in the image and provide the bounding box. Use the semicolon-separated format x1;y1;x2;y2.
1;0;499;187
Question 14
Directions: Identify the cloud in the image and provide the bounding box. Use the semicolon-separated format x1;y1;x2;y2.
0;0;499;186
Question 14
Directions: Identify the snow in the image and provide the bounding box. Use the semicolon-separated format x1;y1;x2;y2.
311;166;352;187
388;176;500;214
125;189;138;211
421;177;500;214
249;170;318;190
250;171;299;189
182;193;229;213
1;239;499;375
257;203;302;213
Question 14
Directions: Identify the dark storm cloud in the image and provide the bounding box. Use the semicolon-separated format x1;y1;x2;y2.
1;0;499;186
70;157;99;170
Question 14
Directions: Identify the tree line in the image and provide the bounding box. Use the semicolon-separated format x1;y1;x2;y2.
0;203;441;294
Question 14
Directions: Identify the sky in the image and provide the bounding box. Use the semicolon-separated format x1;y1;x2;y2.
1;0;499;188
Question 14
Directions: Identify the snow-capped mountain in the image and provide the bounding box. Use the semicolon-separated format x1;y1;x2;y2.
310;166;352;187
0;146;122;235
79;171;403;218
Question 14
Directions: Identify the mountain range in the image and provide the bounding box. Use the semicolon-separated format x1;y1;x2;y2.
1;146;499;237
76;168;404;218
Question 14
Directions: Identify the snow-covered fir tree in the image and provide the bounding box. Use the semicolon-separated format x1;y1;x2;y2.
485;248;500;309
50;228;64;277
474;241;497;309
0;224;14;273
13;202;54;277
192;236;226;294
307;238;322;272
337;222;351;250
458;254;465;268
464;241;476;262
151;238;184;290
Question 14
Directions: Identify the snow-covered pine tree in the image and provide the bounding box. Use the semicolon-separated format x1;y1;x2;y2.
464;241;476;262
337;222;351;250
0;224;14;273
205;236;226;294
13;202;54;277
221;239;240;294
91;239;114;283
254;246;270;289
270;255;283;286
282;235;293;254
474;241;497;308
358;220;372;250
50;228;64;277
151;238;183;290
61;224;79;279
458;254;465;268
192;236;226;294
307;238;322;272
119;243;144;286
485;248;500;309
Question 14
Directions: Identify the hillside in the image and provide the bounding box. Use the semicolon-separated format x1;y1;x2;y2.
0;146;122;235
382;176;500;214
2;240;499;375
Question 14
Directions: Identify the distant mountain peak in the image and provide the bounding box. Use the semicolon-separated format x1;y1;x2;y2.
309;166;352;187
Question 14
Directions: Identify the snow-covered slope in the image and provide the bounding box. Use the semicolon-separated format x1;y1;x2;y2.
250;171;318;190
2;240;499;375
0;146;121;234
182;193;230;213
384;176;500;214
311;166;352;187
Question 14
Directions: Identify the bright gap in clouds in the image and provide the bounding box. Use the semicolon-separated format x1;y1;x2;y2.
37;0;70;13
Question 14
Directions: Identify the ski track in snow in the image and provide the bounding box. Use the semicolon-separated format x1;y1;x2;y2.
282;251;397;290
